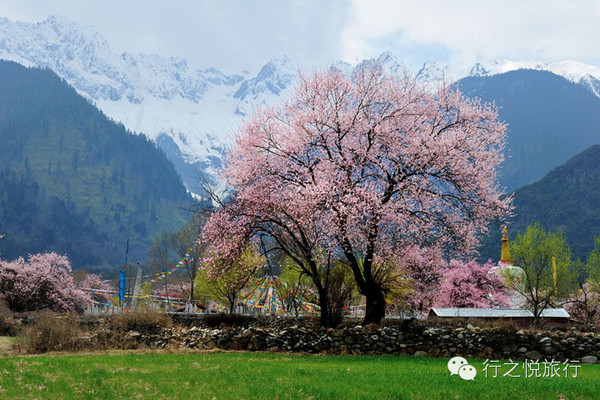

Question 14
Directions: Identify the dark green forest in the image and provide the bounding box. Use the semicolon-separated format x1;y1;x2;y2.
459;70;600;262
0;61;193;270
479;144;600;263
458;69;600;191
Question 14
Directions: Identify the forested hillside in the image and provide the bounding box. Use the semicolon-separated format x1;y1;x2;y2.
0;61;192;270
478;145;600;262
458;70;600;191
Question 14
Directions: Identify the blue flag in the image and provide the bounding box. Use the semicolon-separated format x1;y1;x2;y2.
119;270;126;301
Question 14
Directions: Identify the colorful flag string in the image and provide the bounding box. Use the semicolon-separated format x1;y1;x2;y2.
146;248;194;283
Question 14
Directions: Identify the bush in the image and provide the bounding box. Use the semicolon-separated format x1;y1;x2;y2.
0;318;17;336
107;310;172;334
19;313;84;354
0;300;19;336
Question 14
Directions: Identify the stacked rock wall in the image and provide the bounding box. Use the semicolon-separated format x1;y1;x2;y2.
122;317;600;363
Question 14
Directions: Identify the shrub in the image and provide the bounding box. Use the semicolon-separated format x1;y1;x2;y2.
19;313;84;354
107;310;172;334
0;300;18;336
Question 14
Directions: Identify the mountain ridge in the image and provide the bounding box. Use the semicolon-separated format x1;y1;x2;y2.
0;60;193;270
457;69;600;190
479;144;600;262
2;16;600;194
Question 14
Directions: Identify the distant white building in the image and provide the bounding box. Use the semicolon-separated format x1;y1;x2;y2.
491;227;527;307
429;307;570;319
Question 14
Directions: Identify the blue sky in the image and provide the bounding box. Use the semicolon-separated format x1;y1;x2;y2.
2;0;600;72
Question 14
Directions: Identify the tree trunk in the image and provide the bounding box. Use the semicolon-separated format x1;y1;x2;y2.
189;280;195;303
317;287;333;328
363;284;386;325
228;293;237;314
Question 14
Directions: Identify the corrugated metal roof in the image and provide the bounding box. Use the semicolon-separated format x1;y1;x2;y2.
538;308;571;318
429;308;570;318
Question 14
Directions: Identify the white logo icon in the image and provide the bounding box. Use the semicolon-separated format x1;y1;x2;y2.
448;357;477;381
458;364;477;381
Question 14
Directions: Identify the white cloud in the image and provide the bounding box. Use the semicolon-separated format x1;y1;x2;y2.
342;0;600;69
0;0;349;72
1;0;600;73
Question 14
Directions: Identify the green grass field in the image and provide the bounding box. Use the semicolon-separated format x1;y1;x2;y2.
0;351;599;399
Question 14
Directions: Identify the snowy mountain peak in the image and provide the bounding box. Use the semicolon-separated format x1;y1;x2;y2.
2;16;600;194
357;52;405;76
254;54;296;88
466;59;600;97
413;58;600;98
39;14;97;37
332;60;354;76
416;61;468;85
232;55;297;117
466;59;600;82
469;62;490;77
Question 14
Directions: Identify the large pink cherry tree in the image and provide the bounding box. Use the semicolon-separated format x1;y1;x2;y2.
204;62;511;325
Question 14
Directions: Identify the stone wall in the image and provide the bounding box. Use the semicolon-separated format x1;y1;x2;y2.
125;317;600;363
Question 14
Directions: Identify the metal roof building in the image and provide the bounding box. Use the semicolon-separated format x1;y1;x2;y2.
429;308;570;319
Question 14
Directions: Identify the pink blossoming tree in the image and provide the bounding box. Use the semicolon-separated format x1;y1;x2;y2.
203;62;511;325
202;182;338;325
0;252;90;312
434;260;509;308
397;246;447;316
565;283;600;330
79;273;113;304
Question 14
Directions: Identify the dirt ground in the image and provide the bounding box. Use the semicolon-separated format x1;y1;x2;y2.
0;337;16;357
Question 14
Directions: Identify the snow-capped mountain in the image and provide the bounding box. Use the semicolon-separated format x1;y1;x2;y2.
0;16;297;188
468;60;600;97
417;59;600;97
2;16;600;193
416;61;470;84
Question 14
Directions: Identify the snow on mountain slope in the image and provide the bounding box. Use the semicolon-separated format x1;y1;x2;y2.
416;61;470;84
233;55;297;117
2;15;600;191
468;60;600;97
0;16;296;170
417;59;600;97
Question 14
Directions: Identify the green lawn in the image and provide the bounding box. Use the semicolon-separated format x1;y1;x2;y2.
0;351;599;399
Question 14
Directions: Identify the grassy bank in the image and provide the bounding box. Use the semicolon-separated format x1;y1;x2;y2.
0;351;599;399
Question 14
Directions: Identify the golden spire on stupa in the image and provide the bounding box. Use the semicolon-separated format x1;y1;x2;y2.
500;227;513;265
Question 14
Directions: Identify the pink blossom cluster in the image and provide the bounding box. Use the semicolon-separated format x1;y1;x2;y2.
564;283;600;329
434;260;509;308
0;252;90;312
397;245;447;315
79;273;113;303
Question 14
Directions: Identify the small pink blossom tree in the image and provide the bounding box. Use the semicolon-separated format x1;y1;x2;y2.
79;273;113;304
0;253;90;312
396;246;447;316
434;260;509;308
565;284;600;330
